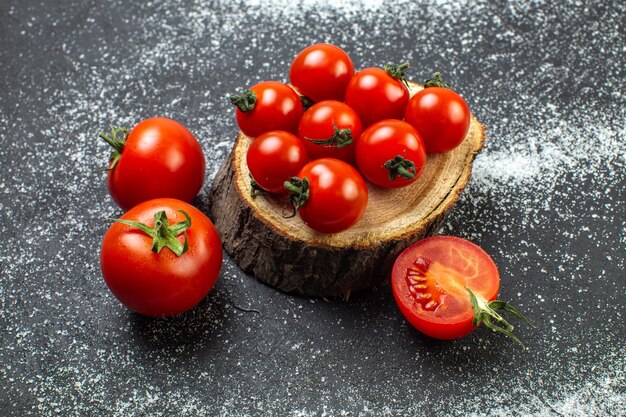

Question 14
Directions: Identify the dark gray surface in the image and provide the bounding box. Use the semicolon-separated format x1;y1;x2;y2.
1;0;624;415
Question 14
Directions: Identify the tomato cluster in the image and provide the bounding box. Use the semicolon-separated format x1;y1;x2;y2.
98;117;222;317
232;43;471;234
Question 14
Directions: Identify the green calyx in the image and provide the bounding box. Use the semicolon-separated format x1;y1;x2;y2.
384;155;416;181
424;72;451;89
250;175;266;198
384;62;411;89
283;177;310;218
112;210;192;256
306;122;353;148
99;127;129;170
230;89;257;112
467;288;535;349
300;95;314;110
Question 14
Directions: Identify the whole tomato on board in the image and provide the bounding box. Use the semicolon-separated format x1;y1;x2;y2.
285;158;368;234
100;198;223;317
246;130;309;194
391;236;532;347
297;100;362;164
230;81;303;138
100;117;205;211
404;73;470;154
356;119;427;188
290;43;355;103
344;63;410;127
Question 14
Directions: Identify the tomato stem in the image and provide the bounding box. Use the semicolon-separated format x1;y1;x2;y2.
306;122;353;148
424;72;451;89
99;127;129;170
111;210;191;256
384;155;416;181
384;62;411;89
283;177;310;218
467;288;534;349
230;89;257;112
249;176;266;198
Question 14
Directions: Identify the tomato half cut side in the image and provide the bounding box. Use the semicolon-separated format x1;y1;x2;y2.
392;236;500;340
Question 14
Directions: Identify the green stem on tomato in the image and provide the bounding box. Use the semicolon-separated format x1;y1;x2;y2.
283;177;310;218
424;72;451;89
111;210;191;256
306;122;353;148
467;288;535;349
230;89;257;112
250;176;266;198
384;62;411;89
384;155;416;181
99;127;129;170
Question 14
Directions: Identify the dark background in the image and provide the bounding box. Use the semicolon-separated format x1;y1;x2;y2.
1;0;624;415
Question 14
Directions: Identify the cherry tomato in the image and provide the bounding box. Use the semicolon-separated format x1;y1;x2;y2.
297;100;362;164
392;236;532;346
345;64;410;127
100;117;206;211
356;120;427;188
404;76;470;153
289;43;355;102
101;198;223;317
246;131;309;194
231;81;303;138
285;158;368;234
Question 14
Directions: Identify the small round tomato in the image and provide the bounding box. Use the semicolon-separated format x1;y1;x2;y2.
100;117;206;211
290;43;355;102
344;64;410;127
392;236;532;346
356;120;426;188
404;74;470;153
297;100;362;164
101;198;223;317
285;158;368;234
231;81;303;138
246;131;309;194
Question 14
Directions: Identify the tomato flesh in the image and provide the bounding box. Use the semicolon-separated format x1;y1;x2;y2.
391;236;500;340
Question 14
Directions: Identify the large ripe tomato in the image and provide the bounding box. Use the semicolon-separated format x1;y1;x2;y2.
297;100;362;164
391;236;531;346
344;64;410;127
285;158;368;234
246;130;309;194
404;73;470;153
231;81;303;138
289;43;355;102
356;119;426;188
101;117;205;211
100;198;223;317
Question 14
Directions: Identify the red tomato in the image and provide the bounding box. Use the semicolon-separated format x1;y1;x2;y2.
356;120;426;188
392;236;531;346
290;43;355;102
345;64;410;127
231;81;303;138
101;198;223;317
246;131;309;194
297;100;362;164
404;80;470;153
101;117;205;211
285;158;368;234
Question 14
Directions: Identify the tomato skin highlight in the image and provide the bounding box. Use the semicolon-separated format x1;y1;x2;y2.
246;131;309;194
296;158;368;234
100;198;223;317
356;119;427;188
290;43;355;102
391;236;500;340
344;67;409;127
235;81;304;138
107;117;205;211
404;87;470;154
298;100;362;164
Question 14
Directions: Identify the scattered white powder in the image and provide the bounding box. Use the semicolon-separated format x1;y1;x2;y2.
0;0;624;415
